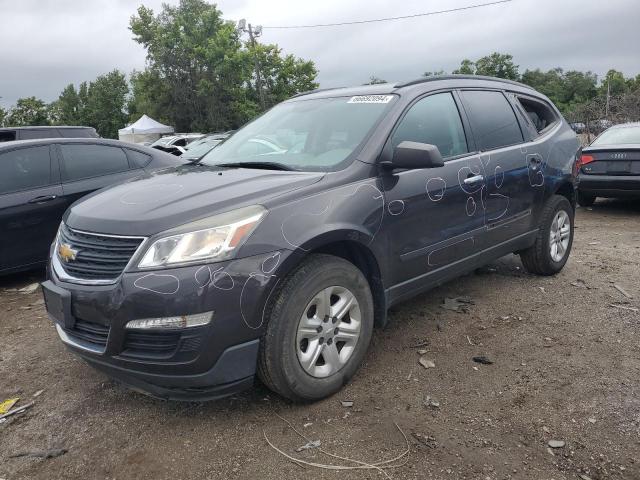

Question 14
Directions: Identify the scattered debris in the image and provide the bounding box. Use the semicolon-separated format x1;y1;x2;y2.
613;284;633;299
408;340;429;348
542;426;550;433
548;439;566;448
423;396;440;409
419;358;435;369
609;304;639;313
441;296;474;313
340;400;354;408
266;414;410;477
0;401;34;421
588;417;597;424
466;335;474;346
472;366;479;371
0;398;19;415
570;279;588;288
578;474;593;480
417;349;428;355
18;283;40;294
33;390;44;398
303;422;313;428
296;440;321;452
10;449;67;459
472;356;493;365
411;432;438;448
538;286;546;293
588;241;599;245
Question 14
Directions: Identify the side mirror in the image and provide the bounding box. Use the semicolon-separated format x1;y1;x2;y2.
388;141;444;170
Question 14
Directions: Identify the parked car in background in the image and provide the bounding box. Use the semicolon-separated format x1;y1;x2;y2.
0;138;180;275
0;126;99;142
576;122;640;206
43;75;579;402
180;133;230;162
150;134;203;155
570;122;586;134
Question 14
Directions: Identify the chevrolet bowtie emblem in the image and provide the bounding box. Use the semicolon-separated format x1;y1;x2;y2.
58;243;79;262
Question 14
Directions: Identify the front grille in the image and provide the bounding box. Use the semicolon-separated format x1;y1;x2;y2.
63;320;109;348
57;225;144;281
122;331;181;359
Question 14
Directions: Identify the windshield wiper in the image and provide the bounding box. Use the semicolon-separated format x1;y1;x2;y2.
216;161;296;171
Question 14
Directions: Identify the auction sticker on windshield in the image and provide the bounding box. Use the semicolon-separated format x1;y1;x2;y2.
347;95;394;104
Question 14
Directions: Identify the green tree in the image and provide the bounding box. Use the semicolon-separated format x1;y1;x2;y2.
129;0;318;132
55;84;81;125
83;70;129;138
0;106;6;127
423;70;446;78
453;59;475;75
474;52;519;80
600;69;628;96
6;97;49;126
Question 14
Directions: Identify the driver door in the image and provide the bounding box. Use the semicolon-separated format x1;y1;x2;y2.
380;92;487;298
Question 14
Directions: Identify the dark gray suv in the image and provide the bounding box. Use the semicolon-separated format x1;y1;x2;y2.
42;75;580;402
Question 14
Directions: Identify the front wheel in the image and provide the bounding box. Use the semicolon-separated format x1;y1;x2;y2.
257;254;374;402
520;195;574;276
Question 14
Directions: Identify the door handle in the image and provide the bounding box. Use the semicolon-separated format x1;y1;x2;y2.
463;175;484;185
28;195;57;204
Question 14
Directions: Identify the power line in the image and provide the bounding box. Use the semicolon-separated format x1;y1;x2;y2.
262;0;514;29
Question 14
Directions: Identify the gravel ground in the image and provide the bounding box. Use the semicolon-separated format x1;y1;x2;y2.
1;200;639;480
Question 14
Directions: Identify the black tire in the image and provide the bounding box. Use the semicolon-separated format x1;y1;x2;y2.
577;191;596;207
257;254;374;402
520;195;574;276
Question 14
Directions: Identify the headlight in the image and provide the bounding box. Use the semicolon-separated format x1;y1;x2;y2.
138;205;266;268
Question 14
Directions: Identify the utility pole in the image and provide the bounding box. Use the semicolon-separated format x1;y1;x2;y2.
238;19;266;110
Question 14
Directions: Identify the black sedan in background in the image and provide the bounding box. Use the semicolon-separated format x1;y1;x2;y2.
577;122;640;206
0;138;181;275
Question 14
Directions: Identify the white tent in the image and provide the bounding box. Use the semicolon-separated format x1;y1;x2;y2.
118;114;174;144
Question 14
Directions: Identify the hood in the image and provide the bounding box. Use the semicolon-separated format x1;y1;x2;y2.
65;165;324;236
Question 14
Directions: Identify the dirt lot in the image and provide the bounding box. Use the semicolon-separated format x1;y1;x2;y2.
1;200;639;480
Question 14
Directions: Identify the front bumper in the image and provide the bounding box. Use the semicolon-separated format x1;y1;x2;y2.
578;174;640;198
45;249;293;401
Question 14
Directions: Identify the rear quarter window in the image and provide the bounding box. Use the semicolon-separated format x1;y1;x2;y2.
125;149;153;168
60;144;130;181
515;96;559;135
459;90;524;151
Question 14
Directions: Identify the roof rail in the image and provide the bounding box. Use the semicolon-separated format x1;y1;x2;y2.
395;74;534;90
290;86;346;98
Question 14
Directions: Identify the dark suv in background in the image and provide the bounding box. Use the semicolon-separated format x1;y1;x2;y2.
0;126;98;142
43;75;580;402
0;138;179;275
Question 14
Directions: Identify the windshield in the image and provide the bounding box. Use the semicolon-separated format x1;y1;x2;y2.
592;125;640;145
182;138;223;159
200;95;396;171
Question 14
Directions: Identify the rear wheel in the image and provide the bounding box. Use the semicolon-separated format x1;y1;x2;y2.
577;191;596;207
520;195;574;276
257;254;374;402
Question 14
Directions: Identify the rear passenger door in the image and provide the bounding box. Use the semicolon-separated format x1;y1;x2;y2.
457;90;532;246
57;143;141;212
0;145;65;271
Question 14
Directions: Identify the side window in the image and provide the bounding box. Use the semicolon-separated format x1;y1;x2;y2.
0;131;17;142
60;144;130;181
391;92;468;158
58;128;94;138
459;90;523;151
19;129;59;140
516;96;558;134
125;149;152;168
0;146;52;194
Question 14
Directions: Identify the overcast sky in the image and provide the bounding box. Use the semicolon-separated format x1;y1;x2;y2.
1;0;639;108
